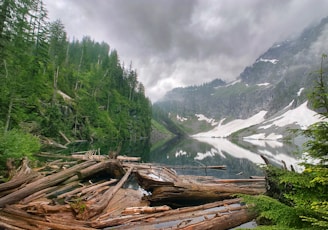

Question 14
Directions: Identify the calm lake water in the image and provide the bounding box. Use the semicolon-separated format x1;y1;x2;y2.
122;136;304;179
62;134;303;179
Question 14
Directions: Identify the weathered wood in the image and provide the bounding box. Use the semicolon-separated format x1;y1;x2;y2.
0;219;25;230
72;153;106;161
77;167;133;220
59;131;71;144
41;137;68;149
134;163;265;206
20;186;58;204
92;198;245;229
122;205;171;215
57;179;117;199
148;181;265;205
77;159;124;179
117;155;141;162
0;158;264;229
0;161;95;208
134;166;178;190
0;207;95;230
178;208;256;230
0;158;39;193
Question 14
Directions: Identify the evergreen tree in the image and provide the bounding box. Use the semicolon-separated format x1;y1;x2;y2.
0;0;152;167
242;55;328;229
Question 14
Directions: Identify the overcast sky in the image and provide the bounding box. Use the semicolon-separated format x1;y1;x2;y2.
43;0;328;102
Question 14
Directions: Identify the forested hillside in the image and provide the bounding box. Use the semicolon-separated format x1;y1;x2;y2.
0;0;152;166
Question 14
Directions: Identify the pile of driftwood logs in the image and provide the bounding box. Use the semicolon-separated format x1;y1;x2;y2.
0;152;266;229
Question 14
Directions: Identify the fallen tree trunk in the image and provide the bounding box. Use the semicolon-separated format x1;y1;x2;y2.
0;161;95;208
134;163;265;206
148;181;265;206
178;208;256;230
0;157;263;229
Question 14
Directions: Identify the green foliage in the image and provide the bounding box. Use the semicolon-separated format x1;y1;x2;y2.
247;165;328;229
302;121;328;164
242;54;328;229
240;195;306;229
0;0;152;165
0;128;41;168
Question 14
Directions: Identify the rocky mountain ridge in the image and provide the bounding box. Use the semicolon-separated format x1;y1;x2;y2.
154;16;328;138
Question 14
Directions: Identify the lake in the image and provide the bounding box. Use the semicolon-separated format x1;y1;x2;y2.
63;135;303;179
144;136;304;179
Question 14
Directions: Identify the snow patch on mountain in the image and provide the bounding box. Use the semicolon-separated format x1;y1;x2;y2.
259;101;323;130
195;114;218;126
176;114;187;122
257;82;270;87
193;110;267;138
257;58;279;64
283;100;295;110
297;87;304;96
194;150;215;160
193;101;324;140
226;79;241;87
175;150;187;157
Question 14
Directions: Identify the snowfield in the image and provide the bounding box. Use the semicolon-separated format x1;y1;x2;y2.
259;101;323;130
193;101;324;139
193;110;267;138
191;101;326;172
195;114;218;126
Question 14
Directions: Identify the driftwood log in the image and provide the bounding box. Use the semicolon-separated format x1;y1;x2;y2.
134;164;265;206
0;154;265;229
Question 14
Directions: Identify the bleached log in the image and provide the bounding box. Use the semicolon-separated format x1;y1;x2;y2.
42;137;67;149
117;155;141;162
59;131;71;144
122;205;171;215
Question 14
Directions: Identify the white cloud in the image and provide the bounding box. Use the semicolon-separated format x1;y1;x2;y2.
44;0;328;102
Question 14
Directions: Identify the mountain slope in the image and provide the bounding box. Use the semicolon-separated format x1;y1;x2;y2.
154;16;328;138
193;101;324;139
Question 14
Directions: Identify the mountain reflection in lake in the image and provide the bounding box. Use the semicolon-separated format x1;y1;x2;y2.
148;136;302;179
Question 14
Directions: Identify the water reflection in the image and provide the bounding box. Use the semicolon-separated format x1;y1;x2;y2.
148;136;302;179
66;135;302;179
